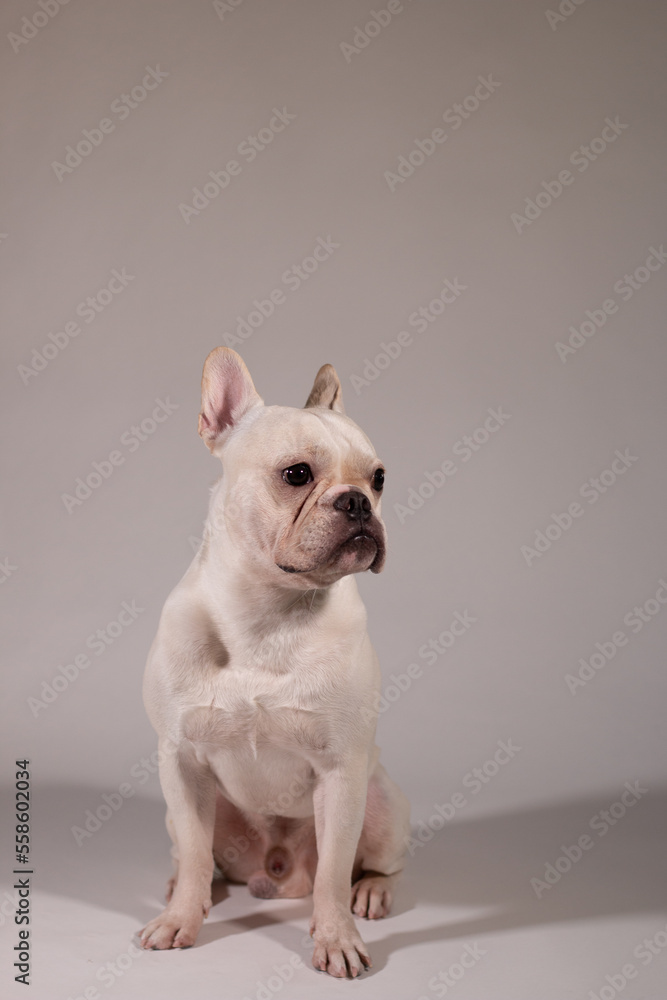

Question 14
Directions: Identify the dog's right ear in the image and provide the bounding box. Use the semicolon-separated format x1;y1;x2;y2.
198;348;264;452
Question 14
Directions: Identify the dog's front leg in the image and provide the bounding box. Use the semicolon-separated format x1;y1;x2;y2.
140;743;216;949
310;758;372;977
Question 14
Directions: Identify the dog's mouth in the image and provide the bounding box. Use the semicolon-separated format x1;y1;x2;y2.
276;524;385;578
337;530;380;566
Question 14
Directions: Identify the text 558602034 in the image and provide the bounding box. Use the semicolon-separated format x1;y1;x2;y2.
14;760;32;985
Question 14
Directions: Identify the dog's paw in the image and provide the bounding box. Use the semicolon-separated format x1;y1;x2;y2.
139;906;204;950
351;874;393;919
310;918;371;978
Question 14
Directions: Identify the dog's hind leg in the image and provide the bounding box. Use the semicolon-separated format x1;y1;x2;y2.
351;761;410;919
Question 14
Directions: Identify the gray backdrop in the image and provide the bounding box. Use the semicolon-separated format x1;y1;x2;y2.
2;1;666;998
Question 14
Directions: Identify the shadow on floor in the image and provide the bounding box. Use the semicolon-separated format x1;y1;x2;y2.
2;782;666;970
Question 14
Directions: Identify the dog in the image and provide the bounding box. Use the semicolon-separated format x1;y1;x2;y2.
140;348;410;978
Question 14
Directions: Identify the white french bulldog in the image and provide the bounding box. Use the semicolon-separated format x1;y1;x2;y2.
140;348;409;978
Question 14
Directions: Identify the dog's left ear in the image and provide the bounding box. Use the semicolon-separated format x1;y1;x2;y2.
198;347;264;452
304;363;345;414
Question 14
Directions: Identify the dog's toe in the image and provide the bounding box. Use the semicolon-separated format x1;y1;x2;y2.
140;907;203;950
311;928;371;978
351;874;392;919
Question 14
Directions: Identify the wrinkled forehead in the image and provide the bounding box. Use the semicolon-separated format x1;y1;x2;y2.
224;405;379;475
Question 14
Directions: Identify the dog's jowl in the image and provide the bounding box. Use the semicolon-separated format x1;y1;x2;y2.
140;348;410;978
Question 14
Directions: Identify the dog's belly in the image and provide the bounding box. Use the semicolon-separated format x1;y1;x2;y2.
208;745;316;818
181;699;322;819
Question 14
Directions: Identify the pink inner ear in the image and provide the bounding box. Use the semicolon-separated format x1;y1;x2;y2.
200;351;260;442
204;369;239;436
207;364;237;435
199;409;214;433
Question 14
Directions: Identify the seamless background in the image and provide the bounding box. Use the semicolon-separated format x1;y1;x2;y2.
1;1;666;998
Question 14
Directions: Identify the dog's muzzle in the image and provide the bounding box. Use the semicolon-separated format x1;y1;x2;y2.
276;489;386;576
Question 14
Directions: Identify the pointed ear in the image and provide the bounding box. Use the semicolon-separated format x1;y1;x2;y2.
304;363;345;414
198;348;263;452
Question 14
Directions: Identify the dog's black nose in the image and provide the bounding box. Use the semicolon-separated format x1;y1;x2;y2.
333;489;371;522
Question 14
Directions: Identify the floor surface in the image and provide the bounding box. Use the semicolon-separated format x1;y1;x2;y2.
2;785;666;1000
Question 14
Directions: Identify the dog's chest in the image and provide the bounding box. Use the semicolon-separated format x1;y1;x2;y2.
184;654;339;760
181;666;336;815
163;594;370;786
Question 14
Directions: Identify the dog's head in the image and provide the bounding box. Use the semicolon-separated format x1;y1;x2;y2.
198;348;387;588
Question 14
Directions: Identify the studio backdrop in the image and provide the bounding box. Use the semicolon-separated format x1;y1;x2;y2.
2;1;666;999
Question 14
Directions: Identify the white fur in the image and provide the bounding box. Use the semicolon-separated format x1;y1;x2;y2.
140;350;409;978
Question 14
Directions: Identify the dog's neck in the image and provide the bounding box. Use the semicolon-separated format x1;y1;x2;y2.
198;536;367;673
202;521;360;614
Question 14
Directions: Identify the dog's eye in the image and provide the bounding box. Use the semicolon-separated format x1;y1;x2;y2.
372;468;385;492
283;463;313;486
